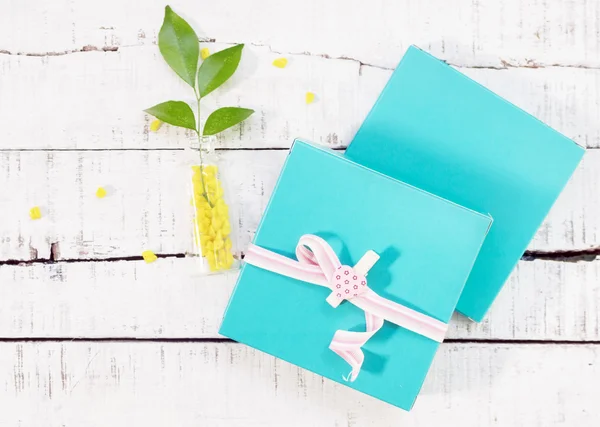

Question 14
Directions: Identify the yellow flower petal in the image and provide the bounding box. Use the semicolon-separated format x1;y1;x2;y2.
150;119;162;132
221;221;231;236
217;248;228;266
224;251;234;268
206;165;219;176
305;92;316;104
29;206;42;220
198;217;211;234
206;181;217;192
206;251;218;271
96;187;107;198
272;57;288;68
215;200;229;216
194;196;209;208
211;214;224;230
207;226;216;238
201;48;210;60
201;239;214;255
142;250;158;264
200;235;214;248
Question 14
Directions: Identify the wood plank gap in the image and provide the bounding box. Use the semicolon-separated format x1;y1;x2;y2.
523;248;600;262
0;45;119;56
0;148;185;152
5;42;600;71
2;249;598;266
0;253;186;266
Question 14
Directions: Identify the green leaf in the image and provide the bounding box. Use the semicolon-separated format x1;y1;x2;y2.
203;107;254;135
197;44;244;97
158;6;199;87
145;101;196;130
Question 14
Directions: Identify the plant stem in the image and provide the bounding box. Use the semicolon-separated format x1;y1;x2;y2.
194;91;213;208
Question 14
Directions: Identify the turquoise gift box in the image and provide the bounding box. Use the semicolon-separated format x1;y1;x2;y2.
346;46;585;322
220;140;492;410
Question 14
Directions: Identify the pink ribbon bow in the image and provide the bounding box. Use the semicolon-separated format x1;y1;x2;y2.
245;234;448;381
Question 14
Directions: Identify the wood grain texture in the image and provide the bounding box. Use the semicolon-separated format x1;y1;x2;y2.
1;341;598;426
3;0;600;70
0;45;372;150
1;45;599;150
2;0;598;424
0;149;596;261
0;150;284;261
1;257;598;340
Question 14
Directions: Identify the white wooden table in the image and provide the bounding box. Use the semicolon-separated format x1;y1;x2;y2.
1;1;599;425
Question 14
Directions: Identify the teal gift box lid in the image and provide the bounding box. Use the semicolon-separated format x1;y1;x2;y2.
345;46;585;322
220;140;492;410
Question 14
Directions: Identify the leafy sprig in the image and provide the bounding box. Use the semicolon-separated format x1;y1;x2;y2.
145;6;254;138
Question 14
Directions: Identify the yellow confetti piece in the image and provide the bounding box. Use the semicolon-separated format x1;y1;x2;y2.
29;206;42;220
305;91;316;104
272;57;288;68
142;250;158;264
96;187;107;198
150;119;162;132
201;48;210;60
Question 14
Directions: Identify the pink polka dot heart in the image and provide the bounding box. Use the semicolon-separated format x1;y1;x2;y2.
332;265;368;300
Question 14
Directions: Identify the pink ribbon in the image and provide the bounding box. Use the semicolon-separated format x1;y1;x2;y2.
244;235;448;382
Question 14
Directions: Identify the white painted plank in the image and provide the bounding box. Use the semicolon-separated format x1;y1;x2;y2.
449;258;600;341
0;45;369;150
2;0;600;69
1;45;599;150
1;341;598;426
0;150;285;261
1;257;598;340
0;149;596;261
533;148;599;251
1;3;596;425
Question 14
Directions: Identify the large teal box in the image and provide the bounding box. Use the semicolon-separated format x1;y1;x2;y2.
345;46;585;321
220;140;492;410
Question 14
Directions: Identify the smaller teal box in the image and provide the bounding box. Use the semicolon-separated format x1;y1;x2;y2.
345;46;585;321
220;140;492;410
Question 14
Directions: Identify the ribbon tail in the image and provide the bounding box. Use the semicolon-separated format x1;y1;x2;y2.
328;312;385;382
352;290;447;343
